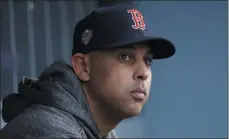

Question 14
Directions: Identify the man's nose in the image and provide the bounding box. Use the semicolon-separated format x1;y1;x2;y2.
133;62;150;81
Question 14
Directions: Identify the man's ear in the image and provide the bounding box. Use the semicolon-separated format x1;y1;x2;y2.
71;53;90;81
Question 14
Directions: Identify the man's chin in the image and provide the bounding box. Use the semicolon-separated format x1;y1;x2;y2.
121;106;143;119
111;104;144;120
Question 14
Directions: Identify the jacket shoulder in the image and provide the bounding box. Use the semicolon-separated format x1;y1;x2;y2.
0;104;86;138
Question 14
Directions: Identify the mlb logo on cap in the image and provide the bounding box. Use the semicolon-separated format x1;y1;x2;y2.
81;29;93;46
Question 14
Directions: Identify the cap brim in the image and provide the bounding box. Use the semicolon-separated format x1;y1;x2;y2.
146;36;176;59
86;36;175;59
103;36;175;59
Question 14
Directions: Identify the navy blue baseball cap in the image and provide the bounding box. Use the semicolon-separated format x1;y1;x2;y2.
72;4;175;59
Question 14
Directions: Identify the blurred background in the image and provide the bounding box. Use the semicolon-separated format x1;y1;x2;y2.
0;0;228;138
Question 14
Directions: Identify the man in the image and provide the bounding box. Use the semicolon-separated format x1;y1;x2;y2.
0;4;175;138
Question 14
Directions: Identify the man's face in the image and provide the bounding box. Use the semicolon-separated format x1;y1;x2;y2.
86;43;152;119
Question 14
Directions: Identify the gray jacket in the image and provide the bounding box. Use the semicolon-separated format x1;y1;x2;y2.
0;61;117;138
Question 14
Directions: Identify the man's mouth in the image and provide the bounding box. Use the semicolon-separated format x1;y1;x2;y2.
130;88;146;101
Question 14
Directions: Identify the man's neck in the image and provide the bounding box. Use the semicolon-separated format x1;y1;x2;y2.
90;102;118;137
82;85;118;137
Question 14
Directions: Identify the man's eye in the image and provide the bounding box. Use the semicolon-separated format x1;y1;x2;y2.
144;58;152;66
119;54;132;61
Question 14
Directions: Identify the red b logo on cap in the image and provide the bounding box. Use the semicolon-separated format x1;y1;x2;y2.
127;9;146;30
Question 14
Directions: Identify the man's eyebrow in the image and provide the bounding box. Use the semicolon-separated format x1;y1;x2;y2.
118;46;137;50
146;51;154;58
115;44;153;55
145;47;153;56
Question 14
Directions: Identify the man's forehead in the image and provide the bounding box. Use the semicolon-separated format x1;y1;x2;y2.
117;43;152;53
90;42;152;56
131;43;151;50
